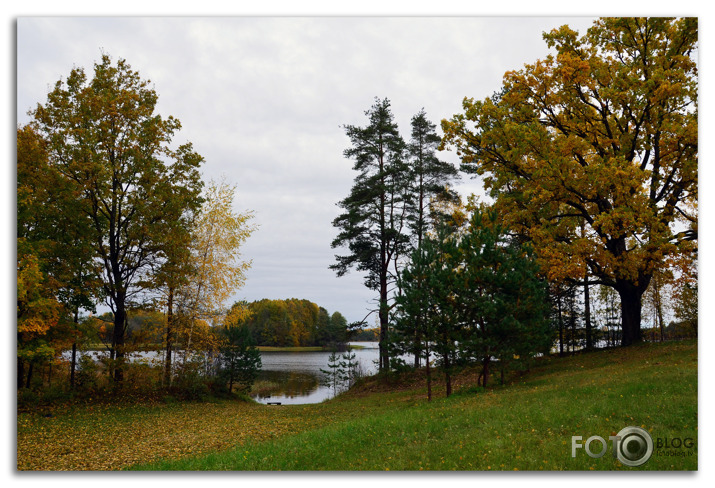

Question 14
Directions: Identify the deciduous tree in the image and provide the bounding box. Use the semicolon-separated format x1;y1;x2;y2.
176;179;256;342
17;124;103;389
31;54;205;381
442;17;697;346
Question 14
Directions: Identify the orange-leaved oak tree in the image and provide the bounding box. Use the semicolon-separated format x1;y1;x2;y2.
441;18;697;346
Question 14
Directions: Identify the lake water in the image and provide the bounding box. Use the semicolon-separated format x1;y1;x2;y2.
252;342;380;404
63;342;381;405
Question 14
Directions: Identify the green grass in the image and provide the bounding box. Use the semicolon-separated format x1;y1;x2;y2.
130;340;697;471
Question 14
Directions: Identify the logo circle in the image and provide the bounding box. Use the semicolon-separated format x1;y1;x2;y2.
616;426;653;467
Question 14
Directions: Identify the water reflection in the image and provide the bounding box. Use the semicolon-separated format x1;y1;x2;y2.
252;370;319;399
250;343;379;405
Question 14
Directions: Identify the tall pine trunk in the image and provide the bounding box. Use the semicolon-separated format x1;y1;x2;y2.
425;342;432;401
378;293;389;371
378;158;391;372
413;171;425;369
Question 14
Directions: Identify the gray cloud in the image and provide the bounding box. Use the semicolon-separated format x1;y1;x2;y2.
17;16;598;323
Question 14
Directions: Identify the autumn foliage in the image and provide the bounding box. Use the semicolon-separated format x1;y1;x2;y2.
441;18;697;345
234;299;351;348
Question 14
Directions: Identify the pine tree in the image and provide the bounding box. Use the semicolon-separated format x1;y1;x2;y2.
396;224;462;397
456;209;552;387
217;325;262;394
320;349;344;397
331;97;409;372
403;109;459;367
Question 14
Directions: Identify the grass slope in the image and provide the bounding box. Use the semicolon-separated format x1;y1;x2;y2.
131;340;697;471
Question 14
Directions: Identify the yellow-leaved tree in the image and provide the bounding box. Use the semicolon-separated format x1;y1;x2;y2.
176;179;257;357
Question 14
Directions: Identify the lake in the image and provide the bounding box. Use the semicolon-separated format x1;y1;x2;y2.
63;342;382;405
252;342;380;404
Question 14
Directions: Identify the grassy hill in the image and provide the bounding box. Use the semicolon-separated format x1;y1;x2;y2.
17;340;697;471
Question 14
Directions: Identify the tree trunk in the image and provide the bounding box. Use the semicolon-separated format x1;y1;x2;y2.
378;283;389;372
164;287;174;387
70;342;78;389
17;357;25;390
653;275;665;342
444;352;452;398
414;172;425;370
413;322;421;368
378;143;389;373
580;220;593;349
425;342;432;401
18;329;26;389
70;308;79;389
26;363;34;389
557;294;564;357
112;298;127;383
584;275;593;349
569;295;576;355
617;279;649;347
482;357;490;388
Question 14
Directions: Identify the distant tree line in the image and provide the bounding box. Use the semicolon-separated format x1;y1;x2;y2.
230;299;352;348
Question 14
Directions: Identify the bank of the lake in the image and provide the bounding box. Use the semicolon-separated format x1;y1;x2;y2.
60;342;379;405
17;340;697;471
256;345;367;352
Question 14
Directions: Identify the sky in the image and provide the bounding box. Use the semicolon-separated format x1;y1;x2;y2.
15;15;606;325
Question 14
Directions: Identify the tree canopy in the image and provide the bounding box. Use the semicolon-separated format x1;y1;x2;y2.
441;17;698;345
395;206;552;396
29;54;205;381
232;299;351;348
332;98;458;370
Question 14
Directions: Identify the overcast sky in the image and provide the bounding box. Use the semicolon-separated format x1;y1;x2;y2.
16;14;697;325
